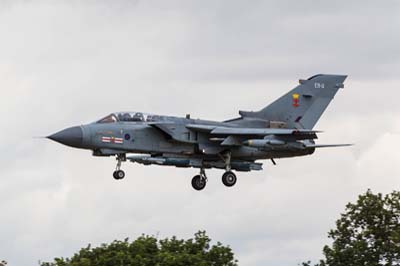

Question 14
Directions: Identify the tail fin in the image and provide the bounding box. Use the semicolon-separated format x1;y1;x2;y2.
241;74;347;129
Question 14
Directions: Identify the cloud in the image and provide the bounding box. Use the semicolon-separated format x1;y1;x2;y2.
0;1;399;265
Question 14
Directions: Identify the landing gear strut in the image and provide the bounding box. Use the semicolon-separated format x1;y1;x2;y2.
219;151;237;187
113;154;126;180
191;168;207;191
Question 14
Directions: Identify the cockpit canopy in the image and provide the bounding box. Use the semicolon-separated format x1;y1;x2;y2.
97;112;168;124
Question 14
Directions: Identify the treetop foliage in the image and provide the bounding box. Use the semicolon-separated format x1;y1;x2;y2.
304;189;400;266
40;231;238;266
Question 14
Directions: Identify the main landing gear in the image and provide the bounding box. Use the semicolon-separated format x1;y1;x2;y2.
220;151;236;187
191;151;238;191
191;168;207;191
222;171;237;187
113;154;126;180
190;170;238;191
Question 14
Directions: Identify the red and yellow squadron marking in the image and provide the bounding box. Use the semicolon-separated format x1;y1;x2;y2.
292;93;300;107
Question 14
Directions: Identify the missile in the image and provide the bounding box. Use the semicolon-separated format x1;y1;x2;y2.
128;155;191;167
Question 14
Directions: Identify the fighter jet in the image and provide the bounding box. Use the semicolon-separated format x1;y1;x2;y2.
48;74;351;190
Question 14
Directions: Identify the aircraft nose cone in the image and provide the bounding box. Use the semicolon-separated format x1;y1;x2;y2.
48;126;83;148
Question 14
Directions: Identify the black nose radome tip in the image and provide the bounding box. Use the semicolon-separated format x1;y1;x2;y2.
48;126;83;148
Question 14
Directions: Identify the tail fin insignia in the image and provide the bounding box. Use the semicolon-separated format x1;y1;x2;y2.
292;93;300;107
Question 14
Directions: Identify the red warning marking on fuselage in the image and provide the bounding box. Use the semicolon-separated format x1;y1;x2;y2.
101;136;123;144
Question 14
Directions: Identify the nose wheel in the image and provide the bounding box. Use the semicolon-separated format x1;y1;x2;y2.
113;170;125;180
191;168;207;190
113;154;126;180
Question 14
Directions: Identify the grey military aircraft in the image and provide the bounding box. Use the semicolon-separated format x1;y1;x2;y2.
48;74;350;190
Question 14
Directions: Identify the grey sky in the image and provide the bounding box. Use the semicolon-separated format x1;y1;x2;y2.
1;1;400;265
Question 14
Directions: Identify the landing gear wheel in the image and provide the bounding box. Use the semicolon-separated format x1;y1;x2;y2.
191;175;206;191
113;170;125;180
113;154;126;180
222;171;237;187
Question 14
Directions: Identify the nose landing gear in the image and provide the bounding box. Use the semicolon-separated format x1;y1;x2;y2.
113;154;126;180
113;170;125;180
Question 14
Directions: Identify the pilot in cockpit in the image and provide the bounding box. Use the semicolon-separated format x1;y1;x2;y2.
132;112;144;122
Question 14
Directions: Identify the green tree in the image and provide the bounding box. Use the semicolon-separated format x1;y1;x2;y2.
304;190;400;266
40;231;237;266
